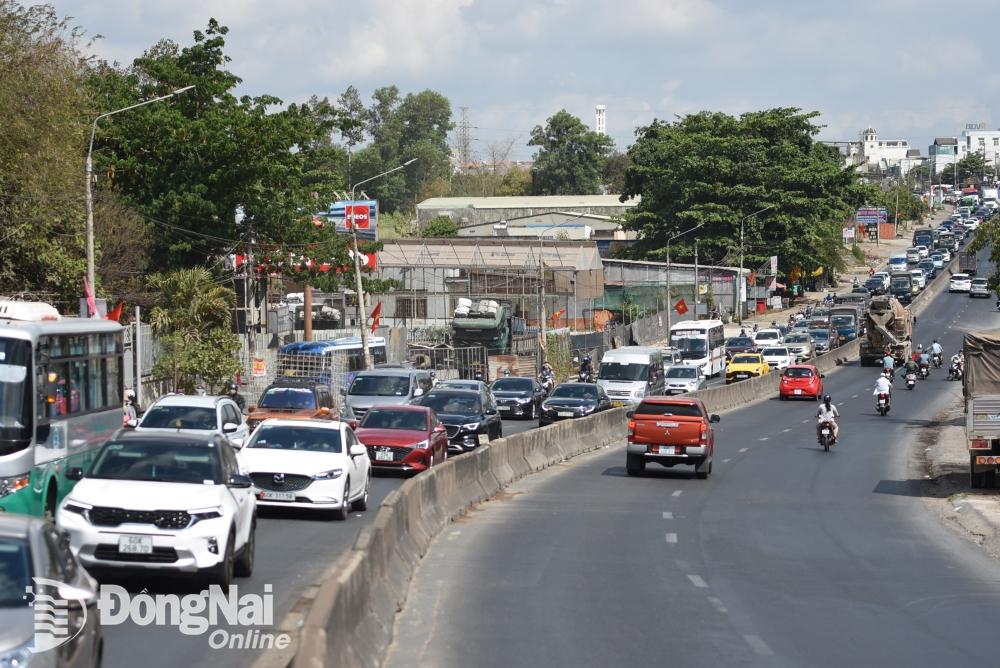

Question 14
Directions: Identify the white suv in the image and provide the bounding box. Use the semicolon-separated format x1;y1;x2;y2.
58;431;257;586
949;273;972;293
137;394;250;443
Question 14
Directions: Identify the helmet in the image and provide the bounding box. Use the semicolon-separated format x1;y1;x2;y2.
823;395;832;404
227;381;238;393
125;389;136;402
917;344;923;351
933;338;939;343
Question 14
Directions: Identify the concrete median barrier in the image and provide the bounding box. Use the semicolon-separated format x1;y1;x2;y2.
290;406;624;668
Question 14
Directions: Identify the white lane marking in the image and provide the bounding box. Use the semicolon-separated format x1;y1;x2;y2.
662;511;673;519
672;490;683;497
722;458;731;464
688;574;709;588
738;447;748;453
851;394;859;399
759;437;769;441
744;635;774;656
665;533;678;544
707;596;728;613
782;428;791;433
801;419;808;424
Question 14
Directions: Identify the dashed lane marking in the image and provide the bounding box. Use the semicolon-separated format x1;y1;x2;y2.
738;448;748;453
687;575;709;588
744;635;774;656
672;490;683;497
851;394;859;399
707;596;728;613
722;458;731;464
665;533;678;544
662;511;673;519
782;428;791;433
759;437;769;441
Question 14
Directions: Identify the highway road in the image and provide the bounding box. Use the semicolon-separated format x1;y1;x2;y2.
385;253;1000;667
100;415;539;668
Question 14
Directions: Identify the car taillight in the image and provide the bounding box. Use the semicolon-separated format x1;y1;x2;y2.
971;439;989;450
700;422;708;445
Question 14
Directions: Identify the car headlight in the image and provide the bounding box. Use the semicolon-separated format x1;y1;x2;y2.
633;390;645;398
0;639;33;667
0;474;30;498
188;506;224;525
314;468;344;480
413;439;429;450
62;499;92;521
461;422;481;432
516;396;531;404
580;405;595;414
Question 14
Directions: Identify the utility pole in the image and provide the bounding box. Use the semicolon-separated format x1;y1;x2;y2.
666;223;704;336
694;240;699;315
736;205;775;325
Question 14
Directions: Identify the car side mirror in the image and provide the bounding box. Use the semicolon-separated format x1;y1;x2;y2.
222;422;239;434
227;474;252;489
230;438;245;449
820;373;826;378
710;414;721;423
413;387;424;397
350;444;367;457
434;424;446;432
626;410;635;418
66;467;84;481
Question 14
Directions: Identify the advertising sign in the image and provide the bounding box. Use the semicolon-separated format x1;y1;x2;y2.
856;206;887;225
317;200;379;240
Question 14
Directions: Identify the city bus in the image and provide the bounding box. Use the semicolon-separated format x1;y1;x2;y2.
276;336;388;392
668;319;726;377
0;301;124;517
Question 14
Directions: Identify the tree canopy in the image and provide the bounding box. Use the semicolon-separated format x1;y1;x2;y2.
529;109;614;195
620;108;858;277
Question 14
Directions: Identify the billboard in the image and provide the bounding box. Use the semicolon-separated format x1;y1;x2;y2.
855;206;887;225
315;200;379;240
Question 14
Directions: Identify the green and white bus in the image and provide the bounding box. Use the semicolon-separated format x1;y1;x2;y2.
0;301;123;517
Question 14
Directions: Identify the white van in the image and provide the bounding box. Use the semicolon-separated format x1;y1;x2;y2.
888;254;908;273
597;346;664;407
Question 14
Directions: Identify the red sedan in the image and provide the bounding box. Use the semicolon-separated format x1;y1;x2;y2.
778;364;824;401
354;405;448;474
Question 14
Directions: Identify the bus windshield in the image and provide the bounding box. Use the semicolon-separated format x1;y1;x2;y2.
0;338;31;442
675;338;707;360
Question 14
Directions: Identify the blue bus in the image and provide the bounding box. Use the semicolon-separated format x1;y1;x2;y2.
276;336;387;392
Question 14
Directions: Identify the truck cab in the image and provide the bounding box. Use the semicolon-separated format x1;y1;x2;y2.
889;272;913;304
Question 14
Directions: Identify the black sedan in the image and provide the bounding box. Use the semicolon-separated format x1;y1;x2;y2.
414;388;503;454
490;377;545;420
539;383;612;427
863;277;885;295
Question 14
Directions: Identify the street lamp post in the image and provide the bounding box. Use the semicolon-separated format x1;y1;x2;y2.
665;223;704;337
347;159;417;370
86;86;195;294
736;205;775;324
538;212;589;367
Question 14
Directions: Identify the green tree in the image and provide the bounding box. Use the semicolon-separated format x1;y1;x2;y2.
148;267;240;392
603;151;631;194
941;152;995;187
0;1;92;306
620;108;856;278
529;109;614;195
421;216;459;237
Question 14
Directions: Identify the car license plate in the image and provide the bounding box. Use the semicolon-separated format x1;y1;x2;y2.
498;405;511;411
558;411;574;417
262;490;296;501
794;389;802;395
375;448;394;461
612;401;625;408
821;429;830;435
118;535;153;554
658;446;676;455
737;374;748;379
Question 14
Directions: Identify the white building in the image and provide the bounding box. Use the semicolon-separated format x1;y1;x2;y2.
846;127;914;174
595;105;607;136
960;126;1000;168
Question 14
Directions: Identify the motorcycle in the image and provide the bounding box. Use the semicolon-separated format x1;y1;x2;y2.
948;362;963;381
905;372;916;390
882;367;894;381
538;372;555;397
932;353;943;369
876;392;890;416
919;363;930;380
817;420;835;452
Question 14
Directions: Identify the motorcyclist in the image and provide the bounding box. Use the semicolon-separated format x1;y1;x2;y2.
950;352;965;378
226;380;247;412
882;352;895;378
579;354;594;381
911;344;924;363
123;389;139;427
874;372;893;407
816;395;840;443
918;348;932;373
903;357;919;377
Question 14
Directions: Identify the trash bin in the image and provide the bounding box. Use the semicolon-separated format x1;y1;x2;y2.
755;299;767;314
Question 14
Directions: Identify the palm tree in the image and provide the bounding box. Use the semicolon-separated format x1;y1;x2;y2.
148;268;235;341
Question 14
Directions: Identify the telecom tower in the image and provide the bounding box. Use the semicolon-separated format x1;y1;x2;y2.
595;105;607;136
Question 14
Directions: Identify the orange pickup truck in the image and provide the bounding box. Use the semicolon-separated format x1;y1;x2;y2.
626;396;720;478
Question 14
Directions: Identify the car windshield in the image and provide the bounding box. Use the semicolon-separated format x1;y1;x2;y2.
359;409;427;431
731;355;761;365
89;441;222;484
0;538;30;608
666;367;698;379
810;331;829;340
140;405;217;431
246;425;343;452
491;378;534;393
755;332;778;340
635;402;703;417
785;335;809;343
550;385;599;400
258;388;317;410
952;274;969;281
726;337;753;347
831;315;853;327
973;280;989;286
0;338;30;442
419;393;482;416
762;348;788;357
784;368;814;378
349;375;411;397
439;381;478;391
598;362;649;381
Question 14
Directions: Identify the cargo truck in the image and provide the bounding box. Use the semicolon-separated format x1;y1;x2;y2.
963;329;1000;488
912;228;934;249
958;251;978;276
829;305;861;343
889;271;914;305
451;298;512;353
859;296;912;366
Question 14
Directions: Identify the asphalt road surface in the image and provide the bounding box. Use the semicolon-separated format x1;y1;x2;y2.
385;252;1000;668
100;415;538;668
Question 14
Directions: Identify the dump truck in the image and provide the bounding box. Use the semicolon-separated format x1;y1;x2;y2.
859;296;912;366
964;329;1000;488
451;298;512;353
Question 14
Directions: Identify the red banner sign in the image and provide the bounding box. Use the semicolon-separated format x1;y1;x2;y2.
345;204;371;230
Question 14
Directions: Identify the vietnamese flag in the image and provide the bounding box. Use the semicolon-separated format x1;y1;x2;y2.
369;301;382;333
549;309;566;321
674;298;688;315
106;302;124;322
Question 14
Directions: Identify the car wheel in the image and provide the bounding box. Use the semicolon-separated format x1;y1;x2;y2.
352;474;370;512
526;403;535;420
211;530;235;587
234;517;255;578
695;457;711;479
779;394;785;401
626;453;645;476
333;482;350;521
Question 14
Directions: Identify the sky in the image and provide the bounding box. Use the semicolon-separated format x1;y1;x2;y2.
50;0;1000;161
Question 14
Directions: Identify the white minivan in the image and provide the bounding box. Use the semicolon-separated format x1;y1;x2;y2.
888;255;908;273
597;346;664;407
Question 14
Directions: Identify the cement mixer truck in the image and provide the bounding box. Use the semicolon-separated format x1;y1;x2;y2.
859;296;912;367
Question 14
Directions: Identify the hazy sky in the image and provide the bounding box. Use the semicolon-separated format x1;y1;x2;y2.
52;0;1000;160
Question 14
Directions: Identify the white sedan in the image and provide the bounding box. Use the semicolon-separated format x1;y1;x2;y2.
237;419;371;520
949;273;972;293
761;346;793;370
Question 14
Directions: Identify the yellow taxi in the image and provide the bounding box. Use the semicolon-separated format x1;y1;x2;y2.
725;353;770;384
